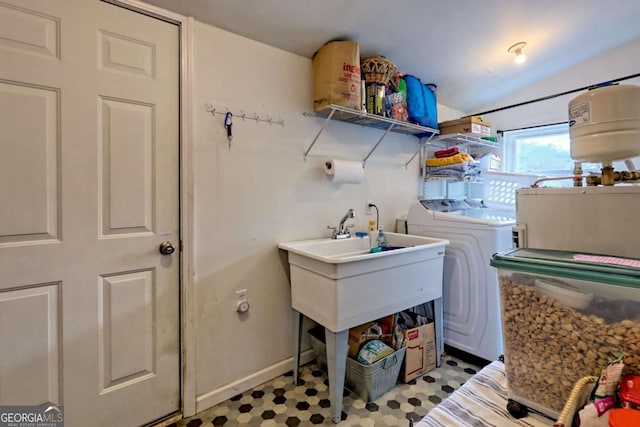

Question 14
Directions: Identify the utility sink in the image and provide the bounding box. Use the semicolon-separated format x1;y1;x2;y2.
280;232;449;424
279;232;449;332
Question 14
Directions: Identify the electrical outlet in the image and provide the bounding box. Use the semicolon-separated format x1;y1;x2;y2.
235;289;250;313
236;289;248;302
366;200;375;215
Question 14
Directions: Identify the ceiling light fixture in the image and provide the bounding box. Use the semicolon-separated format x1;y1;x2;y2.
508;41;527;64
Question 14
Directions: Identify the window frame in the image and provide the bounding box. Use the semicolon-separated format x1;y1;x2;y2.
502;123;571;173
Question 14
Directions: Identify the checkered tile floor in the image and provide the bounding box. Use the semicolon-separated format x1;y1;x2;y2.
173;353;483;426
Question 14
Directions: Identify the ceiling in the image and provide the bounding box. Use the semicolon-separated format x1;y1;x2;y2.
142;0;640;113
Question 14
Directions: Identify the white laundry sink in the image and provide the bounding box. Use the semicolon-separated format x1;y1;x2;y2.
279;232;449;331
281;232;449;424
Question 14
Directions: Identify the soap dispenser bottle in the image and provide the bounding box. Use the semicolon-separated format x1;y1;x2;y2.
376;226;388;249
368;220;378;249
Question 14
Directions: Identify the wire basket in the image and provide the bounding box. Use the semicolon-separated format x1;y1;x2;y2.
361;56;397;85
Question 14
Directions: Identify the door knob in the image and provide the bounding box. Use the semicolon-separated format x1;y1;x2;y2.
159;241;176;255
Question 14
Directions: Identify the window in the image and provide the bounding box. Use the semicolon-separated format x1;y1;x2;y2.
501;123;637;187
503;123;599;175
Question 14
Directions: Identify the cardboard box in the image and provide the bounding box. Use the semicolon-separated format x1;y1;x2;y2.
401;322;436;382
347;315;396;359
347;322;376;359
439;116;491;136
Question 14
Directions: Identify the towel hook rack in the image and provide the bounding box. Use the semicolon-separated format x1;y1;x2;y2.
205;103;284;126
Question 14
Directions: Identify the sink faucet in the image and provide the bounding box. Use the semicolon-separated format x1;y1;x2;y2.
328;208;355;239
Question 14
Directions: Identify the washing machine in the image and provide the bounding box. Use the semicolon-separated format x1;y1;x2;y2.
406;199;515;361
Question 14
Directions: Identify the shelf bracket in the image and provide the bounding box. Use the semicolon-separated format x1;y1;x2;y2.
362;122;396;166
405;132;437;169
302;105;441;164
303;109;336;161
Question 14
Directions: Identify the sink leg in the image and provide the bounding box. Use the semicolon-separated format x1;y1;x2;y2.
325;328;348;424
434;297;444;367
292;310;303;385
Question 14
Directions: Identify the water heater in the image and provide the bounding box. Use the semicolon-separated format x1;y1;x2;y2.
568;84;640;162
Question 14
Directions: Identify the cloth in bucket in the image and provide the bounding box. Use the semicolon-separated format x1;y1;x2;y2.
357;340;394;365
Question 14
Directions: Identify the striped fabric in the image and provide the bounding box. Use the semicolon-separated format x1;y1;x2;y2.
415;361;553;427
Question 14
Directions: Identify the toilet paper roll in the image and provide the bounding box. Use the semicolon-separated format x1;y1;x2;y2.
323;159;364;184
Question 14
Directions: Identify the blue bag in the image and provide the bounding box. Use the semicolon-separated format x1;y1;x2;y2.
404;75;438;130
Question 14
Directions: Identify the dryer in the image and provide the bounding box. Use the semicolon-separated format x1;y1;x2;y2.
406;199;514;361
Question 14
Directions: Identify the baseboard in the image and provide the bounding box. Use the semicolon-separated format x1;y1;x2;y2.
195;349;315;414
147;412;182;427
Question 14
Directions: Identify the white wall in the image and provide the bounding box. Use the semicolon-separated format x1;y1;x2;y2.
475;38;640;132
191;21;438;409
189;14;640;411
437;103;466;123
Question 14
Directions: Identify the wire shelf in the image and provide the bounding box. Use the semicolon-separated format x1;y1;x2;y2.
303;104;439;166
424;174;484;183
305;104;439;137
437;133;501;150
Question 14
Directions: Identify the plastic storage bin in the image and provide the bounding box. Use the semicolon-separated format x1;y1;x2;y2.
490;248;640;419
308;327;405;402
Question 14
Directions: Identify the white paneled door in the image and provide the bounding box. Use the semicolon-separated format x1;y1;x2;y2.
0;0;180;425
